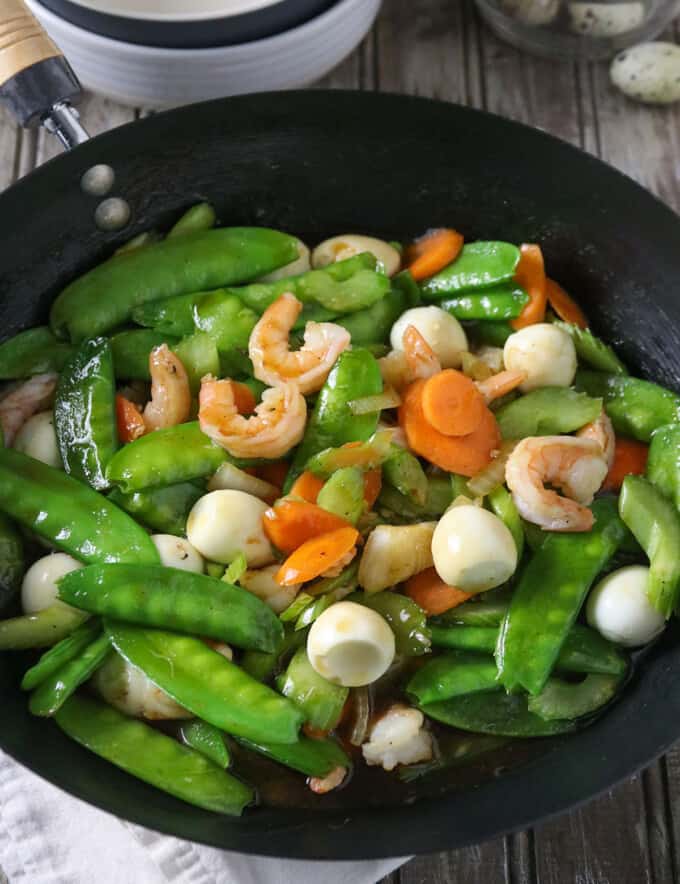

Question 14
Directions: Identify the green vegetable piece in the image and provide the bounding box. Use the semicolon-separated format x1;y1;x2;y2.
0;512;23;611
647;423;680;511
496;387;603;439
180;720;231;768
527;673;623;721
422;690;577;737
336;271;417;345
496;497;626;695
307;560;359;598
0;606;88;650
206;561;226;579
488;485;524;558
294;593;335;631
407;650;500;705
0;326;73;378
279;646;348;731
56;695;253;815
51;228;299;342
111;329;179;380
399;733;507;782
619;475;680;618
280;592;315;623
348;590;431;655
106;622;302;744
286;348;383;490
553;321;628;375
575;371;680;442
115;230;161;256
240;626;307;683
305;429;393;478
235;734;349;778
383;446;428;506
29;631;112;717
377;476;453;523
108;482;203;536
167;202;217;238
422;242;521;298
223;552;248;585
132;292;201;337
173;332;221;393
55;337;118;490
0;448;159;565
21;618;102;690
522;518;547;552
317;467;365;524
466;320;513;347
441;285;528;321
192;291;258;354
433;598;509;627
59;564;283;652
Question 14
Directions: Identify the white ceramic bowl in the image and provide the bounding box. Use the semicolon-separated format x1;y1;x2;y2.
27;0;381;108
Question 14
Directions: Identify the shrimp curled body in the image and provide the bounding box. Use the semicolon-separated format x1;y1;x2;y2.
505;435;608;532
249;293;350;395
577;411;616;470
1;373;57;446
143;344;191;432
199;377;306;460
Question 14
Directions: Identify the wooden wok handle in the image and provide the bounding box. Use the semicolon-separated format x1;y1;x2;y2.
0;0;81;128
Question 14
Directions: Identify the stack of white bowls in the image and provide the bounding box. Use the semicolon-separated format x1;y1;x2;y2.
26;0;382;107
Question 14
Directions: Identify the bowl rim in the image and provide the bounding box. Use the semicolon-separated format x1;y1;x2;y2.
58;0;282;22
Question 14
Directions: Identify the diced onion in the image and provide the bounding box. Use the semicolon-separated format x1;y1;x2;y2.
348;388;402;416
466;440;518;497
349;687;371;746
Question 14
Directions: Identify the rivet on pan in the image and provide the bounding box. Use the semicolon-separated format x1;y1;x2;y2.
81;164;116;197
95;198;131;232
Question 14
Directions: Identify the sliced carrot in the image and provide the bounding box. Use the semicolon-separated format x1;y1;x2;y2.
115;394;146;443
510;244;547;330
289;471;326;504
602;437;649;492
546;278;588;330
263;500;351;555
363;467;382;509
276;526;359;586
405;567;473;616
475;369;527;405
229;380;257;415
404;228;464;282
257;460;290;489
403;325;441;381
421;369;486;436
399;379;501;476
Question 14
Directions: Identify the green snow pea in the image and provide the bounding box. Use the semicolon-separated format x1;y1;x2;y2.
0;448;159;565
647;423;680;511
286;348;383;490
192;291;258;353
180;720;231;769
348;590;431;655
115;230;161;255
305;429;393;478
619;475;680;618
111;329;179;380
0;326;73;378
0;512;23;611
235;734;349;778
336;269;420;345
167;202;217;238
441;285;528;321
56;695;253;815
0;606;88;650
108;482;203;536
422;690;577;737
553;321;628;375
29;631;112;716
383;446;428;506
522;518;547;552
496;498;626;695
377;476;452;523
240;625;307;683
59;564;283;652
496;387;602;439
575;371;680;442
527;673;623;721
407;651;499;705
51;228;299;342
421;242;520;299
278;647;348;730
173;332;221;392
466;320;513;347
132;292;201;337
106;622;302;744
317;467;365;524
54;337;118;490
21;618;102;690
488;485;524;558
399;733;508;782
294;594;335;631
432;597;509;628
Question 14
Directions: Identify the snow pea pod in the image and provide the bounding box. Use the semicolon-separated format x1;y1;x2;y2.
0;605;87;650
167;202;216;238
132;292;201;337
317;467;365;524
619;475;680;618
0;448;159;565
466;320;513;347
441;285;528;321
108;482;203;536
278;647;348;730
336;269;420;345
21;618;102;690
575;371;680;442
647;423;680;511
240;625;307;683
407;650;500;704
54;337;118;490
527;673;623;721
488;485;524;558
115;230;161;255
180;720;231;768
432;597;509;628
59;564;283;652
29;631;112;716
553;321;628;375
55;694;253;815
106;622;302;743
111;329;179;380
173;332;221;392
421;242;521;299
348;590;431;655
0;512;23;612
496;497;626;695
192;291;258;353
496;387;602;439
383;446;428;506
235;734;349;778
51;228;299;342
0;326;73;378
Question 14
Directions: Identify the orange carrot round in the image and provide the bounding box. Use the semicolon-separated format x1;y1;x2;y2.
404;228;464;282
262;500;351;554
510;244;547;330
289;471;326;504
116;394;146;443
421;369;486;436
602;438;649;491
276;527;359;586
546;278;588;329
405;567;473;615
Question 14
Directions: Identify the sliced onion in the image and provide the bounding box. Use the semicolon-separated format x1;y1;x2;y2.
349;687;371;746
461;351;494;381
348;388;402;416
466;440;518;497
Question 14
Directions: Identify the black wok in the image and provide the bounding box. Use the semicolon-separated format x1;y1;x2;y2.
1;45;680;865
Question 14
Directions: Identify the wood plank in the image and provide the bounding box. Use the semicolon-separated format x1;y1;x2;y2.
658;745;680;884
0;107;19;192
642;762;675;884
400;840;509;884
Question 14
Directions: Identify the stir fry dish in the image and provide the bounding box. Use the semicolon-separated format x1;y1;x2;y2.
1;206;679;815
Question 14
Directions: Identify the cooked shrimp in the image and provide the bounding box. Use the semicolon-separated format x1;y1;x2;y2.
403;325;441;381
199;376;306;459
505;435;609;532
143;344;191;432
577;411;616;470
309;765;347;794
475;369;527;404
249;293;350;395
1;373;57;446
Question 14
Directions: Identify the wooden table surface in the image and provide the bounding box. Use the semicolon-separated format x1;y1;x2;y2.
2;1;680;882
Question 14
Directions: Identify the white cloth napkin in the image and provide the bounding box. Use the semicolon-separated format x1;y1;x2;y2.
0;750;407;884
